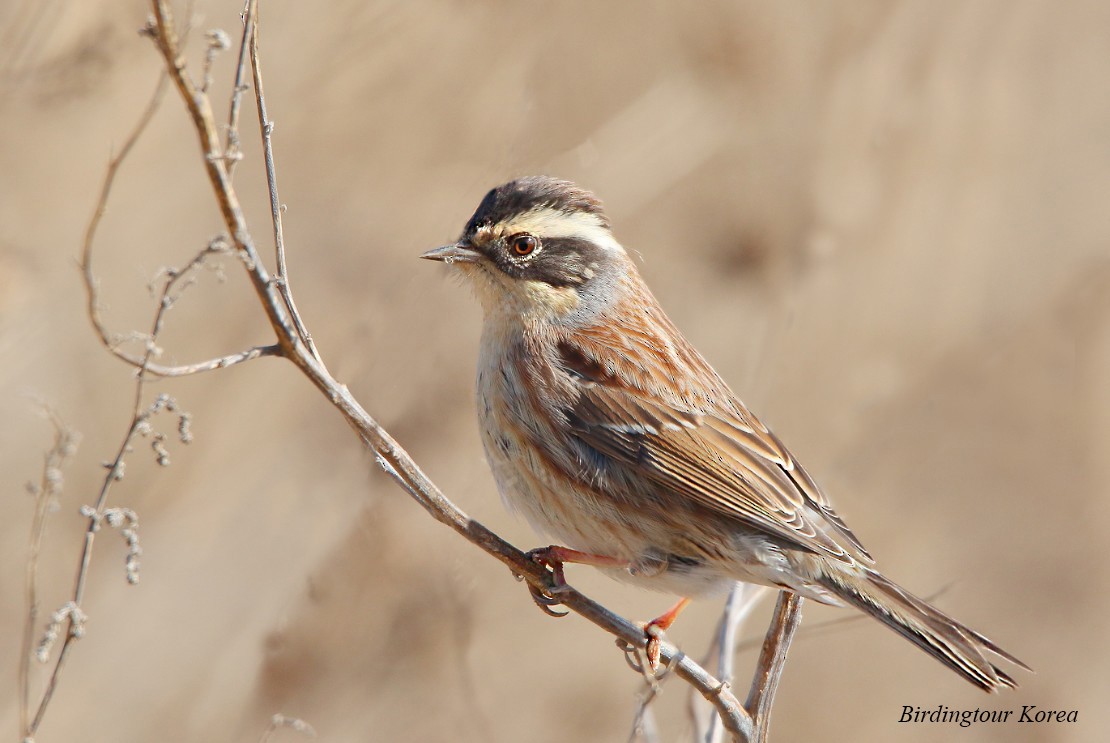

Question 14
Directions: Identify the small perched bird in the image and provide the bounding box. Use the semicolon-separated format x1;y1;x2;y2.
422;176;1028;691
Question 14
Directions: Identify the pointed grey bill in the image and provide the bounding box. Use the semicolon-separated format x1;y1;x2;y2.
420;244;482;263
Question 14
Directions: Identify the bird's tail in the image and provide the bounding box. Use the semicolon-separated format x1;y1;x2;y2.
819;569;1031;692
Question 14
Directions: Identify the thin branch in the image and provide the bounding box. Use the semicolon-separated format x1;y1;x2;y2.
19;412;79;737
29;376;180;734
628;684;662;743
200;29;230;93
717;585;767;691
696;583;768;743
81;71;167;344
102;343;284;377
78;72;278;378
30;243;207;737
25;67;164;739
29;16;220;738
743;593;803;743
369;429;751;738
224;0;254;178
149;0;299;353
248;0;319;362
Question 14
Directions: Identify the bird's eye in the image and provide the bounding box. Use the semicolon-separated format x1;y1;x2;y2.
510;233;538;257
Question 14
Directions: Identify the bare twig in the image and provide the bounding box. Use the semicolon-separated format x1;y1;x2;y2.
743;593;804;743
628;686;662;743
78;71;281;378
201;29;230;93
80;71;166;344
24;15;224;738
19;412;79;737
105;344;283;377
29;242;206;736
695;583;768;743
248;0;319;362
148;0;298;352
27;390;186;735
716;585;767;692
373;435;752;738
224;0;254;177
626;648;685;743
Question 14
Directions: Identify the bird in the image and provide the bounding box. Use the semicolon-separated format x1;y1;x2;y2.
421;175;1028;691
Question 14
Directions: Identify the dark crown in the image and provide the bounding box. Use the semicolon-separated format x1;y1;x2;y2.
464;176;609;235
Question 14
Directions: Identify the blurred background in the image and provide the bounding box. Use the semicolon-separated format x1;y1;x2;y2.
1;1;1108;741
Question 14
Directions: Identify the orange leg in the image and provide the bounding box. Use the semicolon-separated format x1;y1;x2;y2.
644;597;692;668
525;545;630;616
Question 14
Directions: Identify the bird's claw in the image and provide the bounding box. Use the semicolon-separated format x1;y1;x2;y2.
617;639;647;674
617;635;675;686
527;581;569;617
523;546;570;618
525;546;569;586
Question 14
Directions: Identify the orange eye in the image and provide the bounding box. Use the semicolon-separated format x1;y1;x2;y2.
510;234;538;256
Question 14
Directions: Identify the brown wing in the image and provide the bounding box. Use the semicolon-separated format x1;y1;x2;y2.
559;344;873;565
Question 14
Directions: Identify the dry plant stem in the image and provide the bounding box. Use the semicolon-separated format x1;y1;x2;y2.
697;584;768;743
78;71;281;378
139;3;806;739
150;0;300;360
743;593;803;743
628;692;661;743
248;0;319;362
31;22;219;741
81;73;166;350
25;65;165;741
19;415;77;737
625;648;674;743
28;243;212;736
223;0;254;176
717;585;767;692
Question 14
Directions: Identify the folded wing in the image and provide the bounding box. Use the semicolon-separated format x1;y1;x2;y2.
558;341;873;565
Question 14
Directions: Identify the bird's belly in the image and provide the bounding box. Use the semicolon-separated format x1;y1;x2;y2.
479;409;617;552
477;397;735;597
474;359;836;600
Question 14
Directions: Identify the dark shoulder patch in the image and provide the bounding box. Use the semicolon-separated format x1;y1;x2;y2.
557;339;607;382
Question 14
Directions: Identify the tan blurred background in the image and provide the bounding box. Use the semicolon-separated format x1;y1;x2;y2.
2;1;1108;741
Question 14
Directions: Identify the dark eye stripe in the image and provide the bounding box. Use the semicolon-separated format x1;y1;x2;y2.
521;237;604;288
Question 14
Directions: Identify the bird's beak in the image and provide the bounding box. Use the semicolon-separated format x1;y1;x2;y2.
420;243;482;264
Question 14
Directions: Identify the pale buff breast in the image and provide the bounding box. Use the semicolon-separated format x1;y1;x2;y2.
475;325;652;557
474;320;842;600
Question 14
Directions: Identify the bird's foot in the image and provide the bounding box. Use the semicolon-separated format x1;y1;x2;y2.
522;545;629;618
641;597;692;669
522;546;572;617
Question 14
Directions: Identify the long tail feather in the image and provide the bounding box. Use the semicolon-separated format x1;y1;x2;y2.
820;569;1031;692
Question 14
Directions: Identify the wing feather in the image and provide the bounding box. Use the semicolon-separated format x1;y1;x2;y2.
558;339;872;564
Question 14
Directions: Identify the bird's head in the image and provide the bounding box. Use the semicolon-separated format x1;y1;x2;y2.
422;176;632;325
